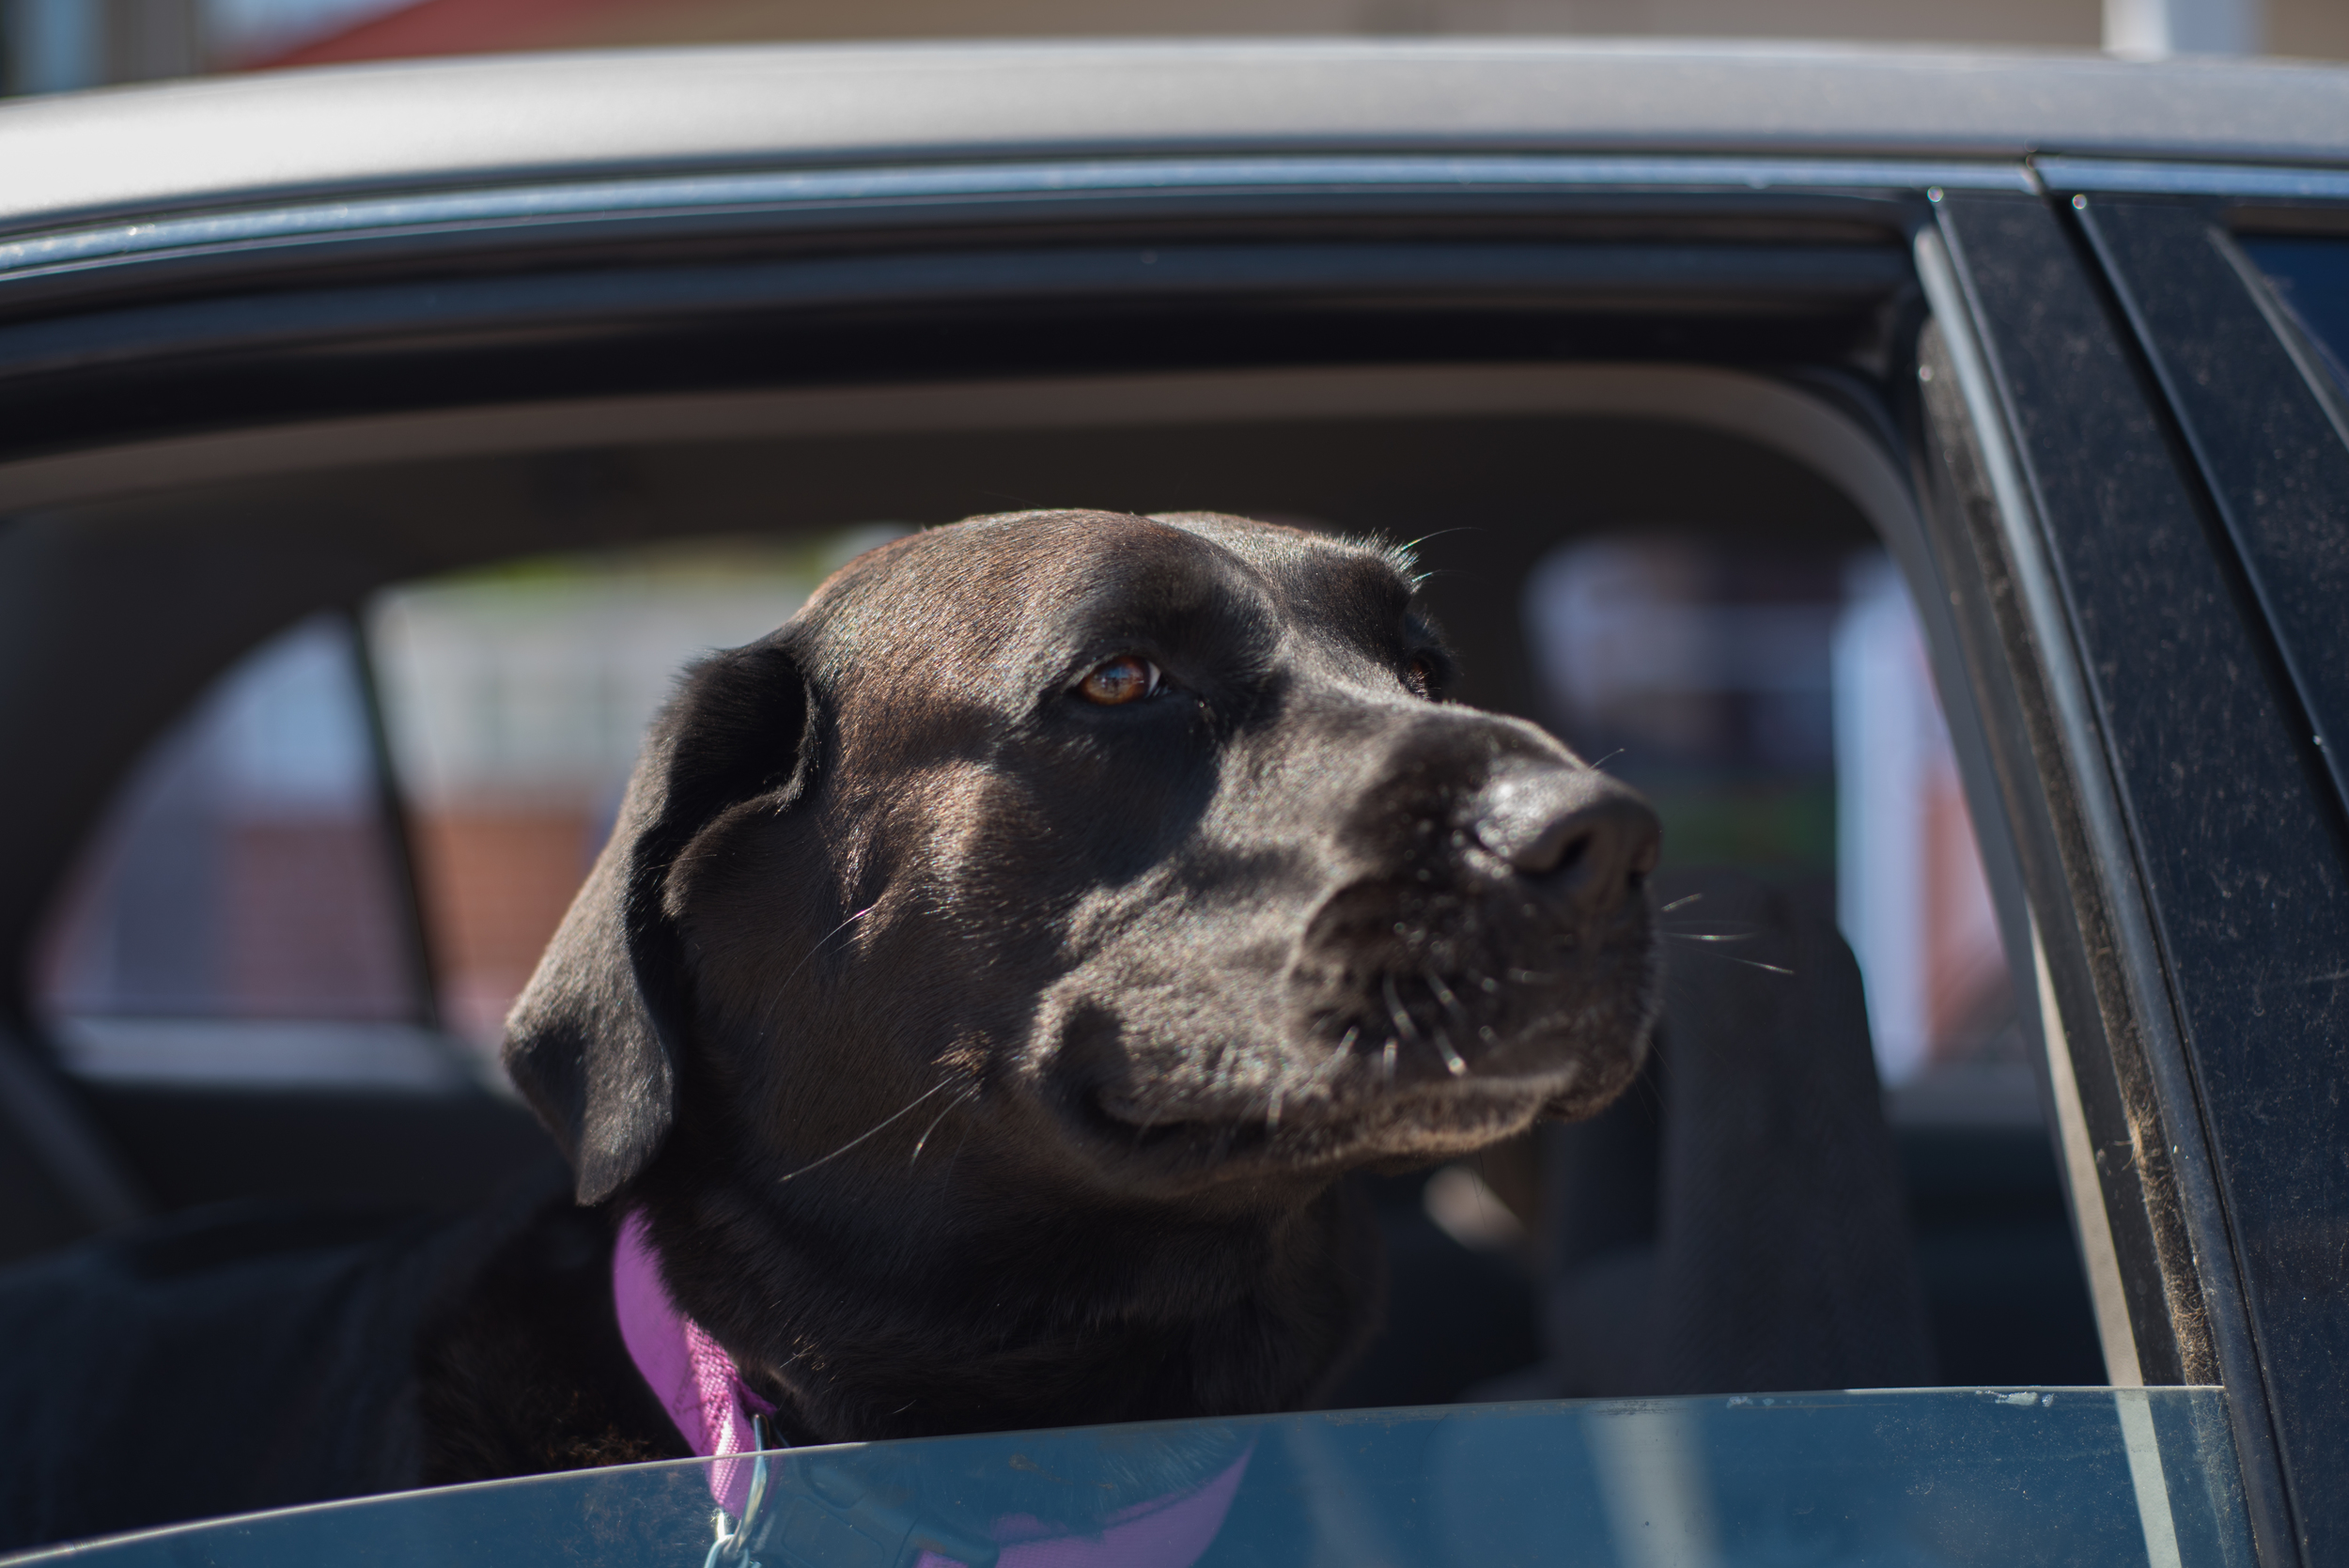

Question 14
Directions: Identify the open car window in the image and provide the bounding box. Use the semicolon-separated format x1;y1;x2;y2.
19;381;2108;1410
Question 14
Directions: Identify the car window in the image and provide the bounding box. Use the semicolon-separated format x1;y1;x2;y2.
29;612;459;1089
22;412;2097;1402
30;538;878;1088
2240;235;2349;400
43;1389;2248;1568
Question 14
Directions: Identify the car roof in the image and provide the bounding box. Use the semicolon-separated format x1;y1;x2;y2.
2;39;2347;235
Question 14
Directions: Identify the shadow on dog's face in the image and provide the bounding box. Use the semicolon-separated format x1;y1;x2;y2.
508;510;1659;1218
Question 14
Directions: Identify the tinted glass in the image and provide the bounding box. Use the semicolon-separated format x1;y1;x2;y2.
2242;235;2349;400
40;1389;2248;1568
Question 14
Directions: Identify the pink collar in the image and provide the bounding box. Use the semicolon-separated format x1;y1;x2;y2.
610;1211;1249;1568
611;1212;773;1514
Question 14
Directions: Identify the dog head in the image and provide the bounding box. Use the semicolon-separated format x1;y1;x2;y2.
507;510;1660;1209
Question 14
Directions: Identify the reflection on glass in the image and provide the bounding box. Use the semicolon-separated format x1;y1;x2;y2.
2243;236;2349;401
48;1389;2248;1568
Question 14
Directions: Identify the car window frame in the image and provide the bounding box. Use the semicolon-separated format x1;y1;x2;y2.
1916;176;2349;1568
0;150;2303;1558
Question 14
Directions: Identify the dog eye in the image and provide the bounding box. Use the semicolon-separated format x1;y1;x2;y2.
1076;655;1160;706
1403;654;1439;699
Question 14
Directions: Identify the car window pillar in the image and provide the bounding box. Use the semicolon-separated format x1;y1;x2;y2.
1918;186;2335;1568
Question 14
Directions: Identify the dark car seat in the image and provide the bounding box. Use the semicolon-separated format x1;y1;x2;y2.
1518;866;1937;1398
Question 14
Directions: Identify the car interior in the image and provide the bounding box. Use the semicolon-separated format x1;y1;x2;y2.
0;353;2108;1407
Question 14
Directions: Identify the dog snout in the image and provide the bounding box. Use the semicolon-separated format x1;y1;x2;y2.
1472;768;1661;917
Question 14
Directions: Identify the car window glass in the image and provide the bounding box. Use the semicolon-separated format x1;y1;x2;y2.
44;1389;2248;1568
30;538;882;1089
2241;235;2349;400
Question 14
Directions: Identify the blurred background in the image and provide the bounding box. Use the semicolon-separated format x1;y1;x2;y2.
0;0;2341;97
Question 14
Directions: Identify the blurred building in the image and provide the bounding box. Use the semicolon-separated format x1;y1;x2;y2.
2;0;2340;96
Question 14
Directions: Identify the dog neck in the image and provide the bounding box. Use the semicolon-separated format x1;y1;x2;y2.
624;1161;1382;1445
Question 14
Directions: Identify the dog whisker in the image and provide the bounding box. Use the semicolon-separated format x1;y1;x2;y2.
1432;1028;1470;1078
1426;970;1471;1026
775;1078;962;1185
1657;893;1703;914
782;904;878;983
1393;525;1472;558
756;903;879;1035
1380;1036;1399;1079
1382;974;1423;1042
1665;931;1754;943
1727;957;1796;976
908;1087;980;1169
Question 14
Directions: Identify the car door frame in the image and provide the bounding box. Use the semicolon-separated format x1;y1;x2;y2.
1918;169;2349;1568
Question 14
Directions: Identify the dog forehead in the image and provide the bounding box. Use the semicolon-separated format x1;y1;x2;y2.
793;510;1420;722
828;509;1404;629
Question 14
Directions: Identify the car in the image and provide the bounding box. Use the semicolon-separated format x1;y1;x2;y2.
0;37;2343;1568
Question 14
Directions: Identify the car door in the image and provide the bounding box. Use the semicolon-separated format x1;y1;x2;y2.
1921;169;2349;1568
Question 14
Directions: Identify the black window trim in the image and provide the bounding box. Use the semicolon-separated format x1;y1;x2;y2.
1916;201;2303;1568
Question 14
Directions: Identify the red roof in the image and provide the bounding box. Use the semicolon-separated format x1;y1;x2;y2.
248;0;640;69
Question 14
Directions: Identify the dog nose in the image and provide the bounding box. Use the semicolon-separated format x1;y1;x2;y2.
1473;768;1661;914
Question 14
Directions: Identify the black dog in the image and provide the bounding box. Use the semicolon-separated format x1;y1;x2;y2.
0;510;1660;1545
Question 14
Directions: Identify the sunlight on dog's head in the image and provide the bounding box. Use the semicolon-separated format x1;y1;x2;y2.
630;510;1662;1204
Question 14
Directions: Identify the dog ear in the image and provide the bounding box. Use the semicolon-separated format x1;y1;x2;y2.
503;637;815;1205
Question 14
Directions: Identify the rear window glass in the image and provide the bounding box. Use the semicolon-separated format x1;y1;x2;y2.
2242;235;2349;400
33;536;877;1085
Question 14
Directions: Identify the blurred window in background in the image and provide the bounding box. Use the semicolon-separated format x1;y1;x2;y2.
31;611;446;1085
369;537;865;1049
35;533;887;1087
1525;536;2020;1110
